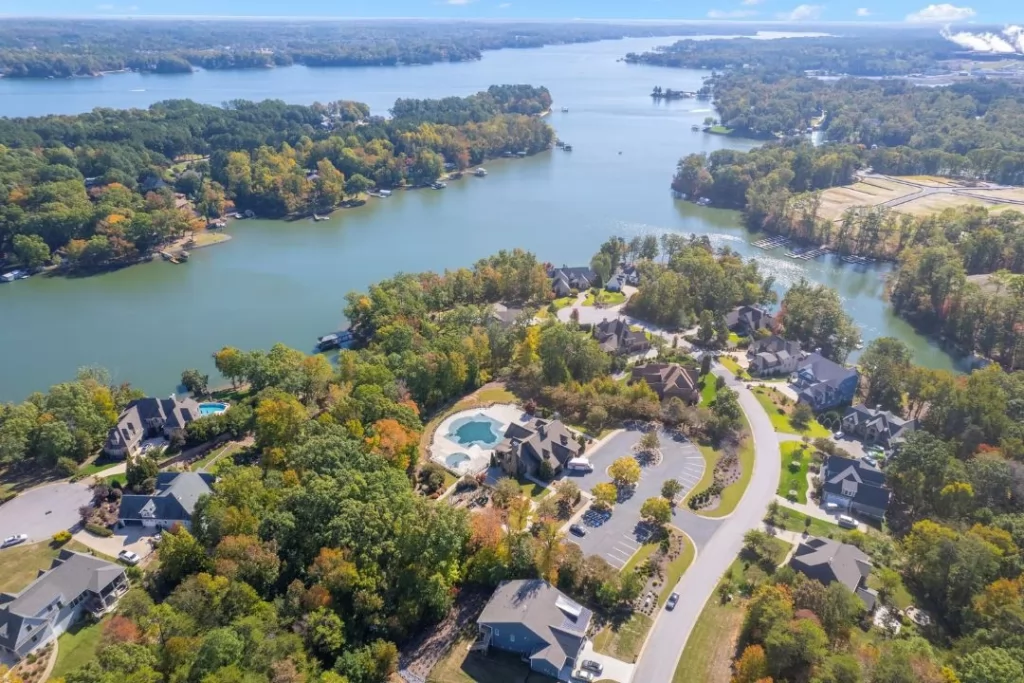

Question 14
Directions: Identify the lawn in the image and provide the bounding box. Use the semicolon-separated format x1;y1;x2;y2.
0;540;108;594
593;612;653;663
428;634;536;683
707;125;735;135
867;572;914;611
699;377;718;406
77;457;120;478
769;507;843;539
718;355;747;378
517;476;549;500
621;540;659;575
102;472;128;487
551;296;576;310
191;441;244;472
777;442;813;504
658;530;696;606
752;386;830;438
583;290;627;307
418;383;518;464
51;618;109;680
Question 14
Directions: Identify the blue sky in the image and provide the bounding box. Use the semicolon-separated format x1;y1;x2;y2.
0;0;1017;25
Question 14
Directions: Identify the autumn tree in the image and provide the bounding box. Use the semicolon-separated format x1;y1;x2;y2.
609;456;641;490
591;482;618;511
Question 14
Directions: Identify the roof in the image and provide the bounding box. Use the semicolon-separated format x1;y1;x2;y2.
797;353;858;385
0;550;125;650
594;318;649;353
789;536;872;594
550;266;597;291
491;303;524;326
478;580;591;672
498;419;582;470
724;305;773;332
823;454;890;511
106;396;201;450
750;335;801;356
630;363;700;399
118;471;214;522
843;404;916;439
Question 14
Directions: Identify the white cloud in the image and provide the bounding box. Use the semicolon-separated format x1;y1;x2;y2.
446;0;475;5
95;3;115;9
741;0;763;5
905;3;975;22
708;9;758;18
856;7;871;16
777;4;824;20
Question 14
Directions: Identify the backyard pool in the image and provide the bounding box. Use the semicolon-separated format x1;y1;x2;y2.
448;414;504;448
198;402;228;416
446;453;472;470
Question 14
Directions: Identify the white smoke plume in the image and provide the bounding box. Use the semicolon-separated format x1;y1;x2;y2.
941;25;1024;54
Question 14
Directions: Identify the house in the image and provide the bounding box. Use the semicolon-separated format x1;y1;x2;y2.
630;363;701;404
724;305;774;336
104;396;201;458
747;336;802;377
593;318;651;355
0;550;128;661
622;264;640;286
821;454;890;520
604;272;625;292
793;353;859;412
789;537;877;610
549;266;598;297
491;303;524;327
118;472;214;530
476;579;592;681
842;405;917;447
494;418;583;479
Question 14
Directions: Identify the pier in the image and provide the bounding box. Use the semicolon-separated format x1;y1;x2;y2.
785;245;831;260
751;236;791;250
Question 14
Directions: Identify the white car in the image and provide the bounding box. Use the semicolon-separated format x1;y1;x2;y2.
837;514;858;529
572;671;596;683
1;534;28;548
117;549;140;565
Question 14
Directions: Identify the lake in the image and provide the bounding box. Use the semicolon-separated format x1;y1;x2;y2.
0;35;961;402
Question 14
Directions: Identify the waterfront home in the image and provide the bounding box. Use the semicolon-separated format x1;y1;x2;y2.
549;266;598;297
104;396;201;458
724;305;775;336
789;537;877;610
476;579;592;681
0;550;128;661
792;353;859;412
630;363;701;404
604;272;625;292
593;318;651;355
118;472;214;530
494;418;583;479
747;336;802;377
821;454;890;521
842;404;917;447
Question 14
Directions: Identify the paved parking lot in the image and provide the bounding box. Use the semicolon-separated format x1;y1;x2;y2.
0;481;93;541
564;428;706;569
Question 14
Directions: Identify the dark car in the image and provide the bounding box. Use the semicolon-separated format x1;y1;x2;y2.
581;660;603;674
569;524;587;537
666;592;680;610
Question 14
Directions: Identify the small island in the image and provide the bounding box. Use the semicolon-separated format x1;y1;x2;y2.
651;85;696;100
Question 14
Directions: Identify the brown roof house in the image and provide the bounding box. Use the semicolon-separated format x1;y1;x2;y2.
630;363;701;404
494;418;583;479
593;318;651;355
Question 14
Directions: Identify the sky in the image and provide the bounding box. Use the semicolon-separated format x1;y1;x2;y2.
0;0;1017;25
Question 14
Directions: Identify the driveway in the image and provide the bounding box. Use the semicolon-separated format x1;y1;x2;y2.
579;640;634;683
563;429;706;569
73;525;160;562
0;481;93;541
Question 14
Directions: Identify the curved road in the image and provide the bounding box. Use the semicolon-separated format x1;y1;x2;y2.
629;365;782;683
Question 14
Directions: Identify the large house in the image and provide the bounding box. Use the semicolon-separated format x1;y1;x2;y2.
476;580;592;681
747;336;802;377
494;418;583;479
549;266;598;297
118;472;214;530
793;353;859;412
104;396;201;458
0;550;128;660
630;363;701;404
789;537;877;610
821;454;890;520
724;305;774;336
842;404;917;447
593;318;651;355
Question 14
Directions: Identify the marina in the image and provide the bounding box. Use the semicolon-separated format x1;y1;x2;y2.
785;245;831;260
751;235;792;249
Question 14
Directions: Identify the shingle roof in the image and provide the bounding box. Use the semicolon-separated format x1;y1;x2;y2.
724;305;773;332
106;397;201;450
118;472;214;522
749;335;801;356
843;404;916;440
823;455;890;511
790;536;872;594
630;363;700;400
798;353;857;384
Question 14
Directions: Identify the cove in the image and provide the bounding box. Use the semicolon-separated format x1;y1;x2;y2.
0;36;961;402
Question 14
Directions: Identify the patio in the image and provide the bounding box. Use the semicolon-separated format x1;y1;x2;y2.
429;403;529;476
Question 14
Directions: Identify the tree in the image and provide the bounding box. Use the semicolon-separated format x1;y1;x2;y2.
791;401;814;431
697;309;716;346
189;627;244;682
590;252;613;285
213;347;247;387
957;647;1024;683
819;582;863;643
609;456;641;489
12;234;51;268
306;607;346;659
492;477;522;509
662;478;683;502
859;337;912;413
254;393;307;453
313;158;346;210
126;455;159;491
591;482;618;510
780;279;861;362
639;430;661;453
557;480;580;513
345;173;375;196
734;644;769;683
181;368;209;396
159;527;210;588
640;497;672;525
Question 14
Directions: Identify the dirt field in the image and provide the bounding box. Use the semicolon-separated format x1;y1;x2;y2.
894;193;1008;217
900;175;967;188
968;187;1024;202
814;176;1024;221
815;180;916;221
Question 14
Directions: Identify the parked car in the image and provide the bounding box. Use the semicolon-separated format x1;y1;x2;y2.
581;660;603;674
572;670;595;683
666;592;680;610
824;502;839;511
838;514;858;529
118;550;141;565
1;534;28;548
569;524;587;537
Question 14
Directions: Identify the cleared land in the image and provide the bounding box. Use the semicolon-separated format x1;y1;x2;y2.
895;193;1010;217
814;179;915;221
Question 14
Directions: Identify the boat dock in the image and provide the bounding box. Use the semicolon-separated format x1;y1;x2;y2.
317;329;354;351
159;251;183;264
751;236;792;250
840;254;875;265
785;245;831;260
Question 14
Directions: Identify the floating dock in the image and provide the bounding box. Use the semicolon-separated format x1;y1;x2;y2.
785;245;831;260
752;236;792;250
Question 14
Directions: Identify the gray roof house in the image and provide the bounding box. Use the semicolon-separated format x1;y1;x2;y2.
0;550;128;660
104;396;201;459
494;418;583;479
477;580;592;681
550;266;598;297
747;336;802;377
789;536;877;610
118;471;214;530
724;305;774;336
842;404;917;447
491;303;525;327
794;353;860;412
593;318;651;355
821;454;890;521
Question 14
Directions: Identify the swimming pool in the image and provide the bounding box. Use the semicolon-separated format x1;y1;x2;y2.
448;413;503;448
446;453;472;469
198;402;228;416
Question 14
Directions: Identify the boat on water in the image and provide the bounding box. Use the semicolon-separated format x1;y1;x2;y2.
431;181;447;190
696;197;712;206
474;168;488;177
561;107;569;112
691;125;700;132
232;212;244;219
1;269;27;282
562;144;573;152
377;189;392;197
312;213;329;221
317;329;354;351
555;140;565;148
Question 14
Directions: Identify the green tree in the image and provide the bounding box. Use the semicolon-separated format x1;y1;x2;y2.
791;401;814;431
12;234;51;268
697;309;716;346
254;392;307;453
189;627;244;682
640;497;672;525
35;420;76;465
859;337;912;414
957;647;1024;683
126;455;159;491
609;456;641;489
661;478;683;502
492;477;522;509
180;368;210;396
345;173;375;196
313;158;346;210
591;482;618;510
213;347;247;387
780;279;861;362
590;252;613;285
306;607;346;659
159;527;211;589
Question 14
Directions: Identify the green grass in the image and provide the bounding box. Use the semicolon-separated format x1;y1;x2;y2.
704;431;755;518
474;386;516;403
777;441;813;504
428;634;536;683
551;296;576;310
867;572;914;611
517;476;549;500
77;457;120;477
752;387;831;438
583;290;627;307
699;377;718;406
52;618;106;679
707;125;735;135
102;472;127;487
769;508;844;539
622;540;659;575
191;442;244;472
658;531;696;606
593;612;654;663
718;355;750;380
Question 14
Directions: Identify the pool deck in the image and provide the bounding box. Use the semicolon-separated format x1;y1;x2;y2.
429;403;529;476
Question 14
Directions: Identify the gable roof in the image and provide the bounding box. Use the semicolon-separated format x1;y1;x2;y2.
106;396;201;450
593;318;649;353
790;536;872;594
750;335;801;356
478;580;591;672
843;404;916;440
118;471;215;522
498;418;582;470
724;305;773;332
550;266;597;290
797;353;858;385
823;454;890;510
630;363;700;400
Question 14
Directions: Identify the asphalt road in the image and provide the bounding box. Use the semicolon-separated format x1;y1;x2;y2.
629;365;782;683
0;481;92;542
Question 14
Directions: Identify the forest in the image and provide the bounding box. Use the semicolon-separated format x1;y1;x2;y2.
624;32;963;76
0;86;553;272
0;19;720;78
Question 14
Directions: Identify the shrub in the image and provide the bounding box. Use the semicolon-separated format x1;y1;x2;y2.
789;460;802;473
56;457;79;477
126;565;143;581
85;523;113;537
0;490;18;504
52;530;72;545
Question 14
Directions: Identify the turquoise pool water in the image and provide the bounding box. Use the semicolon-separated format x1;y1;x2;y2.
198;402;228;416
449;414;503;447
